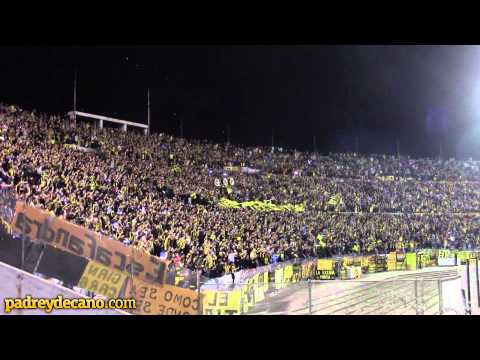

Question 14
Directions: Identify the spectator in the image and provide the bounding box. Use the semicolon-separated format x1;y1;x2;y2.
0;103;479;278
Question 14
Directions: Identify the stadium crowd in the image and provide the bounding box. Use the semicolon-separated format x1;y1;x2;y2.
0;104;479;277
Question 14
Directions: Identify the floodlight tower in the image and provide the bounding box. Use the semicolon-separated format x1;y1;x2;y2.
147;88;151;135
73;69;77;125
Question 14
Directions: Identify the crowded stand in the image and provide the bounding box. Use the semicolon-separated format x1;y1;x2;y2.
1;104;479;278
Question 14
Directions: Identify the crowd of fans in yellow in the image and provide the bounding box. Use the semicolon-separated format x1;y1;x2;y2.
1;104;479;278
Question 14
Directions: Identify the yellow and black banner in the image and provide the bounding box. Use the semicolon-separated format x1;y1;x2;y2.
316;259;336;279
126;278;201;315
218;198;305;212
78;261;128;299
202;290;242;315
387;252;396;271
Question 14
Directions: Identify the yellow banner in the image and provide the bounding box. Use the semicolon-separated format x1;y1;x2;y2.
301;263;316;279
125;279;200;315
438;250;451;258
376;176;395;181
317;259;334;271
77;261;128;298
203;290;242;315
327;194;342;206
241;277;256;313
262;272;269;292
353;256;363;267
387;252;396;271
343;257;353;266
254;273;266;303
218;198;304;212
361;256;370;269
283;265;293;283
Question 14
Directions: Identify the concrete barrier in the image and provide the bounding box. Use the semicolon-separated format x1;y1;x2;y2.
0;261;129;315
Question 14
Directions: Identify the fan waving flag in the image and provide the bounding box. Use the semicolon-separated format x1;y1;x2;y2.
327;195;342;206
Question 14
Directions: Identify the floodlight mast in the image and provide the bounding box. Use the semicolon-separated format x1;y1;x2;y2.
147;88;151;135
73;69;77;125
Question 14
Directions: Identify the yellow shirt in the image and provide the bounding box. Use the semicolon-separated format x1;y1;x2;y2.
177;238;186;250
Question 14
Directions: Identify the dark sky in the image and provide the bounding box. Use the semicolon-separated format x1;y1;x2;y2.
1;45;480;159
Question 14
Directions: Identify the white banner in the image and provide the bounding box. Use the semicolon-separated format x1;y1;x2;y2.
438;257;458;266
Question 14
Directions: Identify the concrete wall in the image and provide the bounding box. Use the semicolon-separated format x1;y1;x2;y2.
0;261;128;315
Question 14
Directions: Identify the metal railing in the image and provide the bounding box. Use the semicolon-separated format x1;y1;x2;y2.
232;277;465;315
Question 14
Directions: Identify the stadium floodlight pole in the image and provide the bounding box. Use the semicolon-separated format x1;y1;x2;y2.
226;123;231;145
73;69;77;125
147;88;151;135
396;139;400;158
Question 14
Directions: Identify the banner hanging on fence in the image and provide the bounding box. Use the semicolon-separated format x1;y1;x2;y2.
11;202;168;285
202;290;242;315
405;253;417;270
126;278;200;315
387;252;396;271
78;260;128;299
317;259;334;271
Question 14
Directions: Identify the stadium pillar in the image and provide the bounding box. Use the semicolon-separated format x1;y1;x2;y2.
99;119;104;130
122;123;127;132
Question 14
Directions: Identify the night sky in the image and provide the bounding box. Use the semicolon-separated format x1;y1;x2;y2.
1;45;480;159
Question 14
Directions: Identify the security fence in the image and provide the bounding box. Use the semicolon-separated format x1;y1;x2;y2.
260;279;456;315
201;274;467;315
